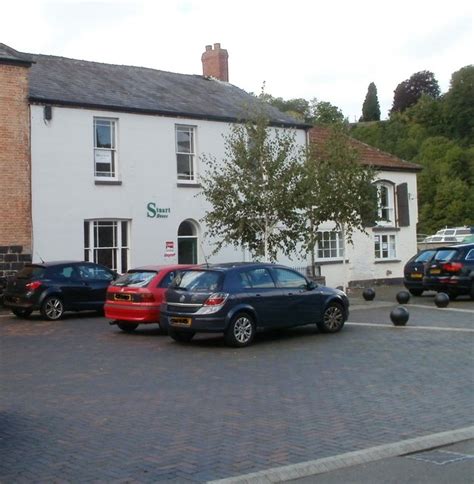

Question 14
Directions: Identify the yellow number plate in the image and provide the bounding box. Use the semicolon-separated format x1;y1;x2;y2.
170;317;192;327
430;269;441;275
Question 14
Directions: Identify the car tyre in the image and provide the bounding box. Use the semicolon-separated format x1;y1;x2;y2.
117;321;139;333
408;288;423;297
317;302;345;333
224;312;256;347
40;296;64;321
169;328;195;343
11;308;33;318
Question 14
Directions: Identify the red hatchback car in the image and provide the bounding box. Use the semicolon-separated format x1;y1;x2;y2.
105;265;193;332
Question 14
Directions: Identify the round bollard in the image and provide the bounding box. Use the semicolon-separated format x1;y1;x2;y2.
396;290;410;304
363;288;375;301
390;306;409;326
434;292;450;308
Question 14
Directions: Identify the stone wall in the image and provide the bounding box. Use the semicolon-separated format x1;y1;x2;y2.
0;245;32;277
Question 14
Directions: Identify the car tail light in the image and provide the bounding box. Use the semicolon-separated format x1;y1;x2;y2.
442;262;463;273
138;292;155;303
26;281;42;291
204;293;229;306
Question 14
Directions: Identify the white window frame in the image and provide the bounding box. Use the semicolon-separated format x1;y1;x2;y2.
94;117;118;180
376;182;395;226
374;233;397;260
316;231;344;260
84;219;129;273
175;125;197;182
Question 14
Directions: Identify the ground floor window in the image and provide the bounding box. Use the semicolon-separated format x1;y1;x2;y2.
316;231;344;259
178;220;198;264
84;220;129;273
374;233;396;260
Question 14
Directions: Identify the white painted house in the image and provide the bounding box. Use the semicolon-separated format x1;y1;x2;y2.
0;42;421;288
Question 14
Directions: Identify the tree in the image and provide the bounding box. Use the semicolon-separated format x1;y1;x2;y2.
308;99;345;125
299;124;378;279
443;65;474;143
390;70;440;114
259;93;310;121
360;82;381;121
199;106;303;261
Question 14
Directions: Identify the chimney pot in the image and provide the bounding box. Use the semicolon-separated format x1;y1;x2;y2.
205;45;212;51
213;43;221;50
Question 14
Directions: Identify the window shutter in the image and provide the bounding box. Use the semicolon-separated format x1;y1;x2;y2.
397;183;410;227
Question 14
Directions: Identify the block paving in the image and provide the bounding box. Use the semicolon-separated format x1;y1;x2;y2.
1;294;473;482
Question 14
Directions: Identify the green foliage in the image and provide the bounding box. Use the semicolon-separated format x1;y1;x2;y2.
308;99;345;125
360;82;381;121
199;104;303;261
390;70;440;115
299;124;378;258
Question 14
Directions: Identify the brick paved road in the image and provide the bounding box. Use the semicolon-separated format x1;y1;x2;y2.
1;294;473;482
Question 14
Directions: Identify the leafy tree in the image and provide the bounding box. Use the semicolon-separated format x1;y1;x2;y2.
360;82;381;121
258;93;310;121
443;65;474;144
199;106;303;261
299;124;378;277
390;70;440;114
308;99;345;125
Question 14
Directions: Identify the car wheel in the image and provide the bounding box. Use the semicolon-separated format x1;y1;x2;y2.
11;308;33;318
40;296;64;321
408;288;423;296
317;302;345;333
446;292;458;301
224;312;256;347
117;322;139;333
169;328;195;343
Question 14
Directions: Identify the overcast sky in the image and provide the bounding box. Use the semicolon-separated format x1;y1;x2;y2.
2;0;473;121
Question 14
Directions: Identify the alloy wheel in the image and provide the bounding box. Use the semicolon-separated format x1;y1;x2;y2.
233;316;253;344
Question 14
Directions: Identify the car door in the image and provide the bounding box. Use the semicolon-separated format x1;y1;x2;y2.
237;267;285;328
77;263;114;308
55;264;90;309
271;267;316;326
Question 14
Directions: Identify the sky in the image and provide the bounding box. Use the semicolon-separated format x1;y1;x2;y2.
2;0;473;121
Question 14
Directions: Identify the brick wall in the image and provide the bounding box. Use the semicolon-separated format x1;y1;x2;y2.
0;62;32;251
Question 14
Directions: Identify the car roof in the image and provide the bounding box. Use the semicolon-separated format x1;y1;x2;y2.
194;262;300;272
434;243;474;251
127;264;194;272
27;260;85;267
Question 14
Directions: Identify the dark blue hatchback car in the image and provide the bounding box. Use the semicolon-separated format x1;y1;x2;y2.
160;262;349;347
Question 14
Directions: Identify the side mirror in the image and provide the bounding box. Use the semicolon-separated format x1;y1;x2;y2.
307;280;316;290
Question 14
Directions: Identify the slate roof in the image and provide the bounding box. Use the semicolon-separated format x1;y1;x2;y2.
0;43;307;128
309;126;422;172
0;43;33;66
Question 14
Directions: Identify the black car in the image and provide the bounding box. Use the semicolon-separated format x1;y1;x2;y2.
3;261;116;320
403;249;436;296
160;262;349;347
423;243;474;299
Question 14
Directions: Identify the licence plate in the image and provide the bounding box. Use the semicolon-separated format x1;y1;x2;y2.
114;293;132;301
170;317;192;327
411;273;423;279
430;269;441;275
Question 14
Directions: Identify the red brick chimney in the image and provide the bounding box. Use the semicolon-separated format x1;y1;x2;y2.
201;43;229;82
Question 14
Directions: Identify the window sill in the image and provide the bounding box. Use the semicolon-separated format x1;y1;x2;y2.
95;180;122;186
177;182;201;188
374;259;401;264
372;225;400;232
316;259;349;266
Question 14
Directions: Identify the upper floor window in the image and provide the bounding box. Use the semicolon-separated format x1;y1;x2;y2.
316;231;344;259
374;233;396;260
176;125;196;181
94;118;117;179
376;182;395;225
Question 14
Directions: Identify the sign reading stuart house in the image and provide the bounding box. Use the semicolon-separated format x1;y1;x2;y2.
147;202;171;219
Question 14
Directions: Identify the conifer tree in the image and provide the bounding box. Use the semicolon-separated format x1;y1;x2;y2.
360;82;381;121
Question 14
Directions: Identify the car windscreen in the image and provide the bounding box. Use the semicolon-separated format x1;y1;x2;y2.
170;270;223;292
433;249;457;262
15;266;46;279
414;250;436;262
113;270;157;288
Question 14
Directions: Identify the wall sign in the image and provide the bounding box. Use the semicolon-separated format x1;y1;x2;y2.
147;202;171;218
164;241;176;258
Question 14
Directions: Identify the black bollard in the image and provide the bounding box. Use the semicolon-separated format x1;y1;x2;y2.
396;290;410;304
390;306;409;326
434;292;450;308
363;288;375;301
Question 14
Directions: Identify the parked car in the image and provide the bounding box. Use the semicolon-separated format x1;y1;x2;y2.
403;249;437;296
105;264;193;333
423;243;474;299
3;261;116;320
160;262;349;347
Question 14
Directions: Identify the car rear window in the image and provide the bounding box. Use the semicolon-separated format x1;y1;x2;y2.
113;270;157;288
414;250;436;262
171;270;222;292
433;249;457;262
16;265;46;279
